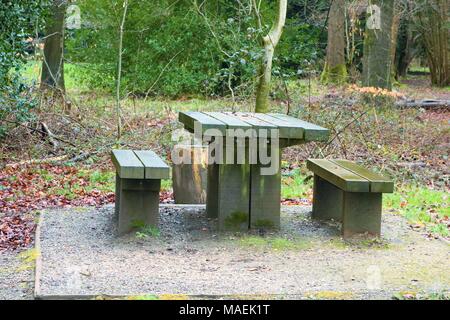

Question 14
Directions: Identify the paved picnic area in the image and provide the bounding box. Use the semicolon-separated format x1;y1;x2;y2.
33;204;449;300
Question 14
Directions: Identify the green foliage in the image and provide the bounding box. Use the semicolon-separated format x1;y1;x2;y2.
0;1;49;136
281;165;312;200
65;0;327;98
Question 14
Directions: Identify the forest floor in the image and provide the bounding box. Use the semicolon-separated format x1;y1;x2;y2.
0;72;449;299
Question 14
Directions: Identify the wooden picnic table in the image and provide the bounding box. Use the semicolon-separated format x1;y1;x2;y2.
178;111;330;231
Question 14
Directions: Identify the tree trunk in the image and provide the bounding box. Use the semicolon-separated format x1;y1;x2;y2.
40;0;66;92
362;0;396;90
395;3;414;79
321;0;347;85
417;0;449;87
254;0;287;113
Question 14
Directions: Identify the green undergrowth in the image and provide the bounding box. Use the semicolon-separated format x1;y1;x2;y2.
384;185;449;238
281;164;312;200
135;224;161;239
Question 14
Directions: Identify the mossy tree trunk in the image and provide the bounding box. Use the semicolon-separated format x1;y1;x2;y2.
362;0;396;90
40;0;66;92
416;0;449;87
321;0;347;85
254;0;287;114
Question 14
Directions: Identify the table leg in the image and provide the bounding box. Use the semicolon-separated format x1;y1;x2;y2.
206;163;219;218
249;149;282;229
216;163;251;231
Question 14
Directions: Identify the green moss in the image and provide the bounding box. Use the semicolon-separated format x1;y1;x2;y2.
320;63;347;85
253;219;275;229
224;211;248;230
16;248;39;272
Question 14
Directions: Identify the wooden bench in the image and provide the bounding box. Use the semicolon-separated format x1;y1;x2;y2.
111;150;170;235
307;159;394;238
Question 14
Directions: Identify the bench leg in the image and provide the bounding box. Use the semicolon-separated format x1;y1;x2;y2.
249;150;281;229
342;192;382;238
115;173;121;218
312;175;344;222
117;179;161;235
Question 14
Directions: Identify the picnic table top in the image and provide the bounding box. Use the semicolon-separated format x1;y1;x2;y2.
179;111;330;141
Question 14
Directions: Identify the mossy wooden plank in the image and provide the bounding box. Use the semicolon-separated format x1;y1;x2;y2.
111;150;145;179
307;159;369;192
229;112;278;130
330;159;394;193
252;113;305;140
205;112;253;130
179;111;227;134
134;150;170;180
269;113;329;142
224;112;283;139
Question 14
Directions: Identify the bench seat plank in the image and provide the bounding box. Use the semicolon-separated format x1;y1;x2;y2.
112;150;145;179
307;159;369;192
269;113;329;142
331;159;394;193
134;150;170;180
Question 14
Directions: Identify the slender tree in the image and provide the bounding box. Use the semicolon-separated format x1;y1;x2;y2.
321;0;347;85
362;0;396;90
116;0;128;140
40;0;67;92
254;0;288;113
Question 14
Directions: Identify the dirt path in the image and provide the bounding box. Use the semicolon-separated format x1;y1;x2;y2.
32;205;449;300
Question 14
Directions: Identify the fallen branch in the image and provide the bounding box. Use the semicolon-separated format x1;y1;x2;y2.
0;119;78;148
5;155;69;167
41;122;59;150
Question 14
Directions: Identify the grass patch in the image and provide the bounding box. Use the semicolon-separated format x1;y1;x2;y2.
127;295;160;300
16;248;39;272
384;185;449;238
393;291;449;300
135;225;161;239
161;179;172;191
306;291;354;300
239;236;312;251
281;166;312;200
